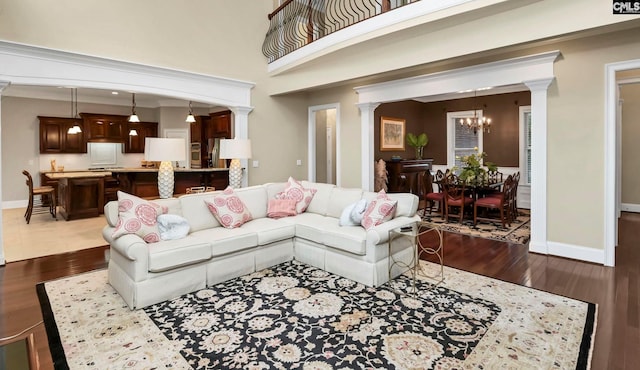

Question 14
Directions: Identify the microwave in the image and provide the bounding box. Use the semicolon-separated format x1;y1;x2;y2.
191;142;202;168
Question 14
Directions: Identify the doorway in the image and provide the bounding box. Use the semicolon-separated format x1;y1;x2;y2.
606;60;640;267
308;104;340;185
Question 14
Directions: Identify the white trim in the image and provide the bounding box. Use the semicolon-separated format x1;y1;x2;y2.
545;241;605;265
2;200;27;209
308;103;341;186
621;203;640;213
357;102;380;191
0;81;7;266
604;58;640;267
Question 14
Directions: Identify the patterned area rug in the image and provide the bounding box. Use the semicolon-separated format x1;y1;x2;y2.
38;260;595;369
422;208;531;245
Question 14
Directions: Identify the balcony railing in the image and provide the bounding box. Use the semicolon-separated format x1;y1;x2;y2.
262;0;420;63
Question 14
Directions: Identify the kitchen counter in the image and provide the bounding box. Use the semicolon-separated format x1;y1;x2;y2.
111;168;229;198
108;167;229;173
44;171;112;179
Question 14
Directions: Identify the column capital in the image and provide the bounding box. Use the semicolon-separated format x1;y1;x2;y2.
228;106;253;116
356;102;380;114
0;81;10;93
524;78;554;92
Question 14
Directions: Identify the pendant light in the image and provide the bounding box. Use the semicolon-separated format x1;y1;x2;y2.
128;93;140;123
459;90;492;134
67;88;82;134
185;101;196;123
128;129;138;136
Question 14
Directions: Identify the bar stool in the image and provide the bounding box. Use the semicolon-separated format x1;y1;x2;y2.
22;170;57;224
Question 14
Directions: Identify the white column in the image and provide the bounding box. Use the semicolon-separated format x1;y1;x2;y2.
525;78;553;255
357;103;380;191
229;106;253;187
0;81;9;265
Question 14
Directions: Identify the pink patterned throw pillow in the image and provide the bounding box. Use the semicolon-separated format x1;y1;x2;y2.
112;191;166;243
276;177;317;214
360;190;398;230
204;187;252;229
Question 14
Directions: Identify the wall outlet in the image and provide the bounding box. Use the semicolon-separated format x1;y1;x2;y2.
252;160;259;168
296;159;302;166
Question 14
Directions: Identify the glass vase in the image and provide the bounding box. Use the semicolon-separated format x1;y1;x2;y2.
415;146;423;160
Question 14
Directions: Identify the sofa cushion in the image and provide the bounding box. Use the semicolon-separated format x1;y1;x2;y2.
147;236;211;272
277;177;317;214
301;181;336;215
361;190;397;230
235;185;269;219
265;182;287;200
240;218;296;245
205;187;253;229
326;188;363;218
179;192;222;232
112;191;166;243
290;212;332;242
323;222;368;255
190;228;258;257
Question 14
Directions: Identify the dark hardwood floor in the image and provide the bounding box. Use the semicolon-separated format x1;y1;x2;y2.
1;213;639;369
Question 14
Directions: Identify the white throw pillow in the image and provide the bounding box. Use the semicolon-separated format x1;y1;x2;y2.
339;198;368;226
204;187;253;229
157;214;190;240
349;198;369;224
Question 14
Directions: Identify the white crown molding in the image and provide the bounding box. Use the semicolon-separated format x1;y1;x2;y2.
0;40;255;108
354;50;560;103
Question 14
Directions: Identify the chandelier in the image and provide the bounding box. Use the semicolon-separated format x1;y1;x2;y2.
459;90;492;134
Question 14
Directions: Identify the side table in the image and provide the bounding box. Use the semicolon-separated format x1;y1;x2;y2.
387;221;444;296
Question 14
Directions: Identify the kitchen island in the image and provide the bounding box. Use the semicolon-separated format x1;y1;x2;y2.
109;167;229;199
44;171;112;221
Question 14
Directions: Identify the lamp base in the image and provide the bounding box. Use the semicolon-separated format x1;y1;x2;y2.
157;161;175;198
228;159;242;189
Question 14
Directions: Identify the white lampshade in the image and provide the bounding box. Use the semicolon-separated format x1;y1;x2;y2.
144;138;186;199
219;139;252;159
144;138;186;162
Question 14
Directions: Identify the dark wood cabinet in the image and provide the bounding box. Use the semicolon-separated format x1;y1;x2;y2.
82;113;126;143
39;116;87;153
57;176;105;221
386;159;434;198
124;121;158;153
190;111;232;168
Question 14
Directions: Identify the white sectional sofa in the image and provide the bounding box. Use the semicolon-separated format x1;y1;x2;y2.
102;181;420;309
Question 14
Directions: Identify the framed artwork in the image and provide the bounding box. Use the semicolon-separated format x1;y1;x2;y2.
380;116;405;151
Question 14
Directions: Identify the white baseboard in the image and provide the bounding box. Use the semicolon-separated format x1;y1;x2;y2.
621;203;640;213
534;241;605;264
3;200;27;209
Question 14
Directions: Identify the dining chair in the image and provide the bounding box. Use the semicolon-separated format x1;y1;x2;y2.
22;170;57;224
510;172;521;222
483;169;504;197
423;170;445;218
443;173;474;224
473;175;513;228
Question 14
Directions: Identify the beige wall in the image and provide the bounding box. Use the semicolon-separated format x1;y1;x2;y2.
621;83;640;205
2;0;640;254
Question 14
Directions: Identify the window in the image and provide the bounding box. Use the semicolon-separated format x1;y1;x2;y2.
520;106;532;185
447;110;484;167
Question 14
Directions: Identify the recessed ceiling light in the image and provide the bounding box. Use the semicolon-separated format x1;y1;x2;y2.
111;91;119;95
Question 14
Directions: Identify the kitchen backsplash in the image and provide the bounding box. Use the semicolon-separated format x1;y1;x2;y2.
40;143;143;171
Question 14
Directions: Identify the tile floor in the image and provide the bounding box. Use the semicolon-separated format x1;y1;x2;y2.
2;207;107;262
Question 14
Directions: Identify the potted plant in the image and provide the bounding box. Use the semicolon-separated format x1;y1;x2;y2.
406;132;428;159
453;147;497;184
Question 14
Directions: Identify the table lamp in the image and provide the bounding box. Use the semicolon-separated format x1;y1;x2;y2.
144;137;186;198
219;138;252;189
